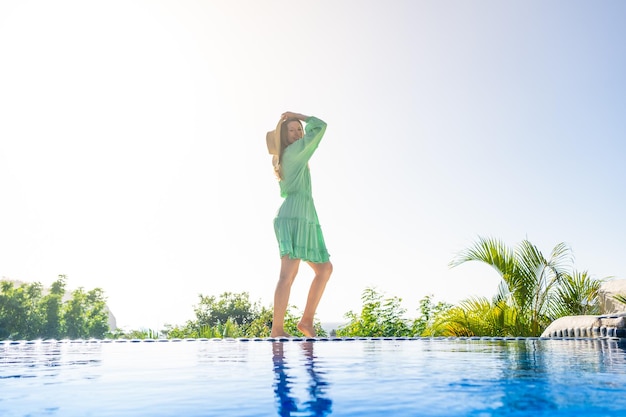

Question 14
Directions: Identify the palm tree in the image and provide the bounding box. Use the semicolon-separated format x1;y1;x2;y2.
448;237;573;336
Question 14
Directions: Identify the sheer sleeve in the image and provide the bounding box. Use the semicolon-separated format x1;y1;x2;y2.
288;116;327;166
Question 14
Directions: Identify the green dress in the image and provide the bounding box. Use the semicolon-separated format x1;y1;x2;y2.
274;116;330;263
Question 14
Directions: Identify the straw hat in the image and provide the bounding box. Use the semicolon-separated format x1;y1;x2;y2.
266;118;284;156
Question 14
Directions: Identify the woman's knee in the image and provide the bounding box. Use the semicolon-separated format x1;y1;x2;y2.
278;269;297;285
319;262;333;280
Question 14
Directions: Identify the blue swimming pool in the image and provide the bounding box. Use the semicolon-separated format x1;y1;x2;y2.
2;337;626;416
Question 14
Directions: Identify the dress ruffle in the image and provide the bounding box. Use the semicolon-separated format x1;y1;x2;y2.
274;217;329;263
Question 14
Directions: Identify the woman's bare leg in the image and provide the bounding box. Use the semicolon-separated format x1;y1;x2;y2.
271;255;301;337
297;261;333;337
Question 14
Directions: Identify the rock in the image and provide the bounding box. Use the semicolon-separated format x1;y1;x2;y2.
598;279;626;314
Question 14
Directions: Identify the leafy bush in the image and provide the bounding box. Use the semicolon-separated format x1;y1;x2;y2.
337;288;452;337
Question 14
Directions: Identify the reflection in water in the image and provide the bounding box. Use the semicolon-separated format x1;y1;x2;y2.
485;339;626;414
0;341;102;380
272;341;333;416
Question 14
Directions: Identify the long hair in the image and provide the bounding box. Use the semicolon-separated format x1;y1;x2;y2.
274;118;303;180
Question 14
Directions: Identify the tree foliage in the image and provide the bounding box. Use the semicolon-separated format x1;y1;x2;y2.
63;287;109;339
194;292;257;328
0;275;109;340
0;280;42;339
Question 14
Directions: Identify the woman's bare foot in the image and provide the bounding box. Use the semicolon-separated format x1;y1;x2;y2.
297;321;316;337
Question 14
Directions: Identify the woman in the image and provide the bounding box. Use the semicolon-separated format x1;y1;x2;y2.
266;111;333;337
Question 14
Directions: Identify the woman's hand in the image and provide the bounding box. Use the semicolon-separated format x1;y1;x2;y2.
281;111;308;121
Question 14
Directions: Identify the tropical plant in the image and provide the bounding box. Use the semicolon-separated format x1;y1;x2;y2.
430;297;524;337
447;237;602;337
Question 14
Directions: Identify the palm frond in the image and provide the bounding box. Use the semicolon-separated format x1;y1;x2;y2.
515;240;572;327
449;236;516;276
494;280;512;305
547;242;573;271
437;296;508;337
513;240;546;311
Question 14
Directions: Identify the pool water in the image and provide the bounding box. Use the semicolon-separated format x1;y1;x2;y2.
2;337;626;416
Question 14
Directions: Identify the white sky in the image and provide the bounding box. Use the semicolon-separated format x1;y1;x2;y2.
1;0;625;330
